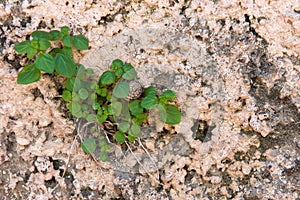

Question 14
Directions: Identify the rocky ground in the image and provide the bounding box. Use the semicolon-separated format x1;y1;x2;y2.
0;0;300;199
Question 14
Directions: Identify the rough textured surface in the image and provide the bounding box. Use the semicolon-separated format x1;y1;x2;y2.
0;0;300;199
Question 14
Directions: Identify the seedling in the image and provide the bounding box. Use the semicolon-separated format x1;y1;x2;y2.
14;26;181;162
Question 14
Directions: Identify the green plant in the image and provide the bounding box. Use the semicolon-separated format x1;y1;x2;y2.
14;26;181;162
14;26;89;84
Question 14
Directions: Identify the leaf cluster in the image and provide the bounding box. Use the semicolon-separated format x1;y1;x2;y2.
94;60;181;145
14;26;89;84
14;27;181;162
63;59;181;161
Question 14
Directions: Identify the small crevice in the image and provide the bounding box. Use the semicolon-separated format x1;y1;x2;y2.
192;120;214;142
244;14;266;41
31;87;44;100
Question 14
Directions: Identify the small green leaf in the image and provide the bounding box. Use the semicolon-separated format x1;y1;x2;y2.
141;95;157;109
100;88;108;97
122;67;137;80
111;101;122;116
86;68;94;75
88;93;97;104
157;104;166;122
123;63;133;72
48;48;62;57
99;138;107;146
84;111;91;119
92;102;100;110
127;135;136;142
110;59;123;70
71;93;81;102
99;71;115;85
68;105;83;118
106;106;112;115
61;47;73;57
35;53;55;73
74;111;84;118
65;77;75;91
114;68;123;78
96;114;107;123
17;64;41;84
160;90;176;101
129;100;144;115
49;30;61;40
30;40;39;50
96;88;102;95
158;104;181;125
100;152;108;162
75;64;86;79
62;90;72;101
97;108;103;115
90;82;97;90
26;47;37;59
31;31;51;40
68;101;81;115
73;35;89;50
78;88;89;100
83;111;89;118
102;105;108;114
60;26;69;36
102;144;111;151
120;111;131;122
82;81;93;91
86;114;95;122
14;41;31;54
132;113;147;125
106;94;112;101
82;104;89;112
118;121;130;132
113;81;130;98
54;53;76;78
81;138;96;154
129;124;141;138
62;35;73;47
115;131;126;144
144;86;157;96
38;39;51;50
159;90;176;104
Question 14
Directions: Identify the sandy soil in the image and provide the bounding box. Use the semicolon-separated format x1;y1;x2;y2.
0;0;299;199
